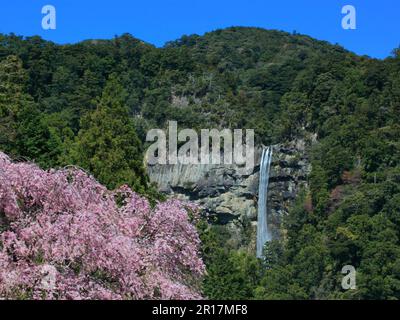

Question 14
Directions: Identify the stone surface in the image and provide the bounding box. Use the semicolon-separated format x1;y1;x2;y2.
147;139;312;240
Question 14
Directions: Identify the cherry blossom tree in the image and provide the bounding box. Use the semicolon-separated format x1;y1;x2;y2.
0;152;204;300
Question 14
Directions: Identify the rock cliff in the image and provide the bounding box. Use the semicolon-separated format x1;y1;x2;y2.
147;139;312;243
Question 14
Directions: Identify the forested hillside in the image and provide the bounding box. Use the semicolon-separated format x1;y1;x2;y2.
1;27;400;299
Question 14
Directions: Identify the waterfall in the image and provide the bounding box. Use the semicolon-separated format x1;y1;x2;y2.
257;147;273;258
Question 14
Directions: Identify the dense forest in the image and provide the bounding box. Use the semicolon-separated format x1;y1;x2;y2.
1;27;400;299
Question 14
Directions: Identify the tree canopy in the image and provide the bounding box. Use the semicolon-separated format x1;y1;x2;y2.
1;27;400;299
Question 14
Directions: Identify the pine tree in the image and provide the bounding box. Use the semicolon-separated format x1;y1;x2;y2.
67;75;148;192
0;55;59;167
0;55;28;154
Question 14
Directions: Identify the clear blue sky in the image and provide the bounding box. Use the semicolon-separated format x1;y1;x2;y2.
0;0;399;59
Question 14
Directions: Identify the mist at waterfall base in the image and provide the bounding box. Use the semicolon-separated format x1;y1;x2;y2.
257;147;273;258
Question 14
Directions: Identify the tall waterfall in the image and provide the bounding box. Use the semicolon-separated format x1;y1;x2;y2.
257;147;273;258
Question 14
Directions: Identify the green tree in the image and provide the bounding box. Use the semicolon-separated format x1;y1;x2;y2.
0;55;60;167
66;75;148;192
0;55;29;154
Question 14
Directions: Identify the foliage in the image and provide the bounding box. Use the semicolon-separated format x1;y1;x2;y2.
0;152;204;300
1;27;400;299
198;222;264;300
64;75;148;194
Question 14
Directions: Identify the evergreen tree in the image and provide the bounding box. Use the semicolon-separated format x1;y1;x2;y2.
0;55;59;167
0;55;28;154
67;75;148;192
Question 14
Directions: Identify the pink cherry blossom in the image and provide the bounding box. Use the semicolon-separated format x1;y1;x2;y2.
0;152;204;300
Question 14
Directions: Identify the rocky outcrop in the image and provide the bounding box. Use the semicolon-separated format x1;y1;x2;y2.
147;139;311;240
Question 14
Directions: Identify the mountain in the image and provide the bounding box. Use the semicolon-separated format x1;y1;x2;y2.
1;27;400;299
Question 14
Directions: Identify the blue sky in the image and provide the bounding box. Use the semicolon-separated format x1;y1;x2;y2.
0;0;399;59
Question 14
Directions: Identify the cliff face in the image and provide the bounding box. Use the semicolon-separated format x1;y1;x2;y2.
147;139;312;242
